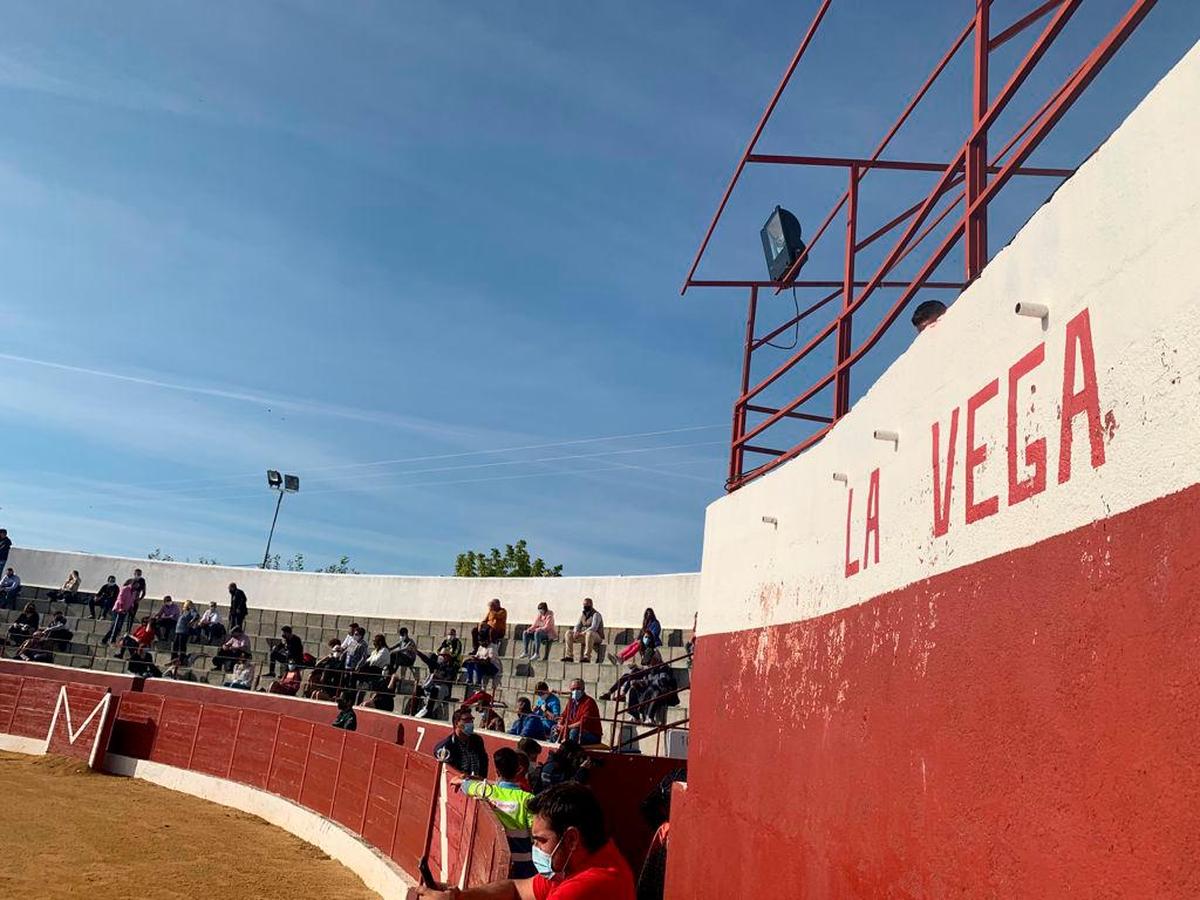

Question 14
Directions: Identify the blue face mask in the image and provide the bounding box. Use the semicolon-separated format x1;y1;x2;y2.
571;689;584;701
461;722;475;735
532;838;563;879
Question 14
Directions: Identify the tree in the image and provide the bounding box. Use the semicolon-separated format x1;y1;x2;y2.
319;555;360;575
455;539;563;577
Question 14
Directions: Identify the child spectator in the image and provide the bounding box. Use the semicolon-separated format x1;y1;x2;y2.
452;747;536;879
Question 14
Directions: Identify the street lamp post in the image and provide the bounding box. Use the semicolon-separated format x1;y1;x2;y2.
261;469;299;568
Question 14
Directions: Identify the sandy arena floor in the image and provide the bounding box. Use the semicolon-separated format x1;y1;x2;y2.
0;750;380;900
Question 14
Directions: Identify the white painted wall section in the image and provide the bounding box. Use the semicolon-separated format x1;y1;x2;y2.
697;38;1200;637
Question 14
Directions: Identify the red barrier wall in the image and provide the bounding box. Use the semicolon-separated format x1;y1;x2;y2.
667;485;1200;898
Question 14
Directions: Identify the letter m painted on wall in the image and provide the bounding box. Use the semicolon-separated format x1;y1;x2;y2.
46;684;119;770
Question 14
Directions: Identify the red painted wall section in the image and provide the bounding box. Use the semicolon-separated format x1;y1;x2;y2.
668;484;1200;898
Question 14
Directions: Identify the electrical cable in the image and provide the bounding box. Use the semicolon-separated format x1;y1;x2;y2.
763;286;801;350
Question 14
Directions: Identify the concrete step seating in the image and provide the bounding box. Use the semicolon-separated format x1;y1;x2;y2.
0;587;691;727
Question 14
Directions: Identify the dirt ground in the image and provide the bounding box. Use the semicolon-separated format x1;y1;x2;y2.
0;750;381;900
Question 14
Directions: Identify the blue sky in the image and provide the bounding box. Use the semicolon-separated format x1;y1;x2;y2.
0;2;1194;575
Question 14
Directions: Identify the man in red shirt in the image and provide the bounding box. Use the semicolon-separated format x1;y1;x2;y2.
410;783;634;900
557;679;602;746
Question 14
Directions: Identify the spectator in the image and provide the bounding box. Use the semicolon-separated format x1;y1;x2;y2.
538;740;596;792
342;625;368;673
453;747;536;879
517;738;544;794
171;600;199;666
433;708;489;778
558;679;602;746
510;696;554;741
211;627;252;673
224;660;256;690
391;627;418;673
41;610;73;646
127;646;163;679
0;528;10;575
268;662;303;696
416;628;462;673
305;639;345;701
15;631;53;663
356;633;395;699
116;616;155;660
626;662;679;725
520;602;558;660
534;682;562;730
332;693;357;731
600;642;664;703
128;568;147;620
100;580;136;645
91;575;119;620
196;601;225;644
0;567;22;610
912;298;947;332
268;625;305;676
617;608;663;664
48;570;81;605
635;770;686;900
477;702;505;733
227;582;248;631
150;596;181;642
412;783;634;899
464;632;500;687
472;598;508;650
562;598;604;663
7;602;39;644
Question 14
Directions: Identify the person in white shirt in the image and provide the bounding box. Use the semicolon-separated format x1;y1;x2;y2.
0;568;22;610
196;602;225;644
464;633;501;686
225;661;255;690
562;598;605;663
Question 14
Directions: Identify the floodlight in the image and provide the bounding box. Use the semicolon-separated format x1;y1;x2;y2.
760;205;807;282
283;474;300;493
267;469;283;489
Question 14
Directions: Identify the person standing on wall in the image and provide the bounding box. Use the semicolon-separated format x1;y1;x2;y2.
227;582;248;631
128;568;147;620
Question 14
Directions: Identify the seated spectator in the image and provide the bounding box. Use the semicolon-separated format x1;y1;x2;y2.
517;738;543;794
224;660;255;690
533;682;562;730
196;601;225;644
332;693;357;731
416;628;462;674
268;662;303;696
0;568;22;610
100;580;136;645
268;624;305;677
150;596;181;642
116;617;155;660
127;646;162;679
617;607;663;664
626;661;679;725
509;696;554;741
433;708;489;778
520;602;558;660
464;632;500;687
471;598;507;650
7;602;39;644
600;642;664;703
452;747;536;879
41;610;73;646
538;740;596;792
477;702;505;733
562;598;604;663
211;627;252;672
558;679;602;746
47;570;81;605
304;638;344;700
411;653;460;719
342;625;368;673
15;632;53;663
390;627;418;672
90;575;119;620
170;600;199;667
411;783;634;899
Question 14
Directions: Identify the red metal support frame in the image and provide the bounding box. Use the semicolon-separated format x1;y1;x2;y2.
681;1;1159;491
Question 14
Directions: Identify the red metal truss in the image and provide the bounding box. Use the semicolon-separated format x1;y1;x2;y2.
682;0;1160;491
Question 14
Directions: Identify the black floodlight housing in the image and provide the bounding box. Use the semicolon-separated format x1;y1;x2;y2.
267;469;283;489
283;474;300;493
760;205;807;282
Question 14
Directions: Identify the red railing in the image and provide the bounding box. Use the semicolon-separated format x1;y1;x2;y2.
680;0;1159;491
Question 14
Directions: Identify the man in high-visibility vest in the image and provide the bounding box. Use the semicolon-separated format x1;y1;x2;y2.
452;747;535;879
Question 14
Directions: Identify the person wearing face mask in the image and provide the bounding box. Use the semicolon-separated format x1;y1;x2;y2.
433;708;490;779
557;679;602;746
561;599;604;663
410;783;633;900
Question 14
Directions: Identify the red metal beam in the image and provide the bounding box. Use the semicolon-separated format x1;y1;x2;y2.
680;0;833;295
745;153;1071;177
989;0;1066;51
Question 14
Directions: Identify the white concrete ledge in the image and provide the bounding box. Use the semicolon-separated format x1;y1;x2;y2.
0;733;48;755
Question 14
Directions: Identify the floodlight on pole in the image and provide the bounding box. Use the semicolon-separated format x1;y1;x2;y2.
261;470;299;569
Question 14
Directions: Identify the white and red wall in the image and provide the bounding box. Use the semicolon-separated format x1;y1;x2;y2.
669;37;1200;899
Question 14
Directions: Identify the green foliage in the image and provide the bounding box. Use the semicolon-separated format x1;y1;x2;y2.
455;539;563;578
146;548;175;562
319;555;359;574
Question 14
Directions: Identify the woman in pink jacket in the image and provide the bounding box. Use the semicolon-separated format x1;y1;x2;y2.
519;602;558;660
101;580;137;645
